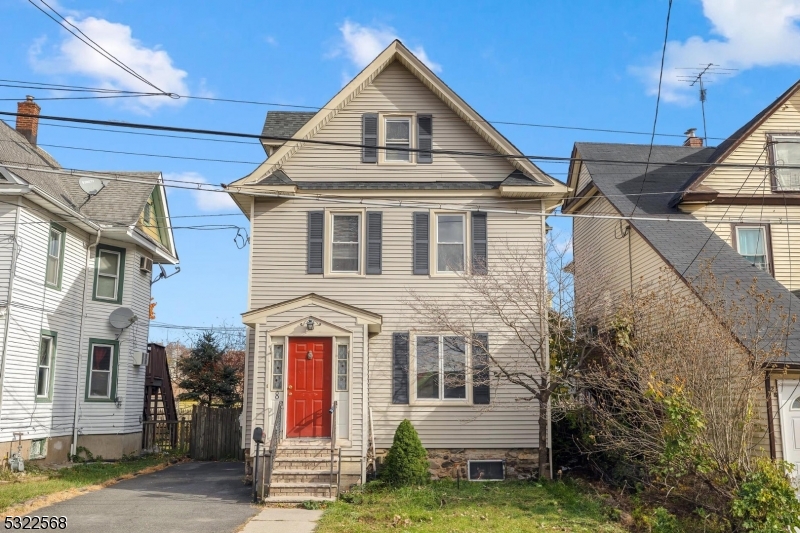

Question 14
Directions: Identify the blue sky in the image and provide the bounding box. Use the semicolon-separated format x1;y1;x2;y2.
1;0;800;343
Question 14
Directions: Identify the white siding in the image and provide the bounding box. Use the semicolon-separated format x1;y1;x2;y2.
249;196;544;450
280;61;518;182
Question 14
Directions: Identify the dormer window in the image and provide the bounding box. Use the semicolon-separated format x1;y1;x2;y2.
771;135;800;191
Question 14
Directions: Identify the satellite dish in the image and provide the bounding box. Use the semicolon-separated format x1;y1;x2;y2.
109;307;138;330
79;177;107;196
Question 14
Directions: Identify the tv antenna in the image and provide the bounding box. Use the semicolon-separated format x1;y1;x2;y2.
676;63;738;144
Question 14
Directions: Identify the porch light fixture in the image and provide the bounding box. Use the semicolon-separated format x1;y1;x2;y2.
306;319;315;331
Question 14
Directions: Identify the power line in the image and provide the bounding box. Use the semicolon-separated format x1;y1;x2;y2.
631;0;672;217
25;0;171;96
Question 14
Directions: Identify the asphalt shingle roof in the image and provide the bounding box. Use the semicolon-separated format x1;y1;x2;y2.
577;141;800;365
261;111;317;141
0;120;159;227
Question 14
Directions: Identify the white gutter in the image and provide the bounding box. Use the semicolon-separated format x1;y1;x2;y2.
71;229;102;458
0;197;22;421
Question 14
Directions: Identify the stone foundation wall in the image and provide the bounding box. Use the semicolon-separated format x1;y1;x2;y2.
378;448;540;480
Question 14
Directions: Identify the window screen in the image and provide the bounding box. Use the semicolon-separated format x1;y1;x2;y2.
468;460;505;481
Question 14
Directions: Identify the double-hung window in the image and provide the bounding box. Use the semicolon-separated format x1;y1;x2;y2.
87;340;117;400
771;135;800;191
384;117;411;162
36;333;55;400
331;214;360;273
735;225;770;271
437;214;465;273
416;335;466;400
94;245;125;303
45;224;65;289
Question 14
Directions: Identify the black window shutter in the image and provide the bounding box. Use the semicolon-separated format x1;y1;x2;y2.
473;332;490;404
392;332;410;404
366;211;383;274
307;211;324;274
417;115;433;164
472;212;488;275
413;212;429;275
362;114;378;163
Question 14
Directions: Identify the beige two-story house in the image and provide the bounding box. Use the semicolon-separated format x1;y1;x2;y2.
227;41;568;500
563;79;800;479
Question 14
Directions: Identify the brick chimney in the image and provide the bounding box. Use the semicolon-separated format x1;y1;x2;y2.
683;128;703;148
16;96;41;146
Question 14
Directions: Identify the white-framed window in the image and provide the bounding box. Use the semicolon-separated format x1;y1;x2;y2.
94;246;124;302
771;135;800;191
384;117;412;162
36;334;54;399
331;213;360;273
416;335;467;400
272;344;284;390
436;214;466;273
735;226;769;271
88;342;115;399
336;344;348;391
45;224;64;289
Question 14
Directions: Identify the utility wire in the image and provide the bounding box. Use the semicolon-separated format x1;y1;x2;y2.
25;0;172;96
630;0;672;216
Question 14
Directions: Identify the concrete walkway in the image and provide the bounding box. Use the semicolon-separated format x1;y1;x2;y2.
240;508;324;533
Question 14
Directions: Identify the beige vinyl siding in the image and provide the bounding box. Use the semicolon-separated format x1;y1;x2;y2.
249;196;544;449
702;90;800;194
682;203;800;292
279;61;518;182
575;162;592;193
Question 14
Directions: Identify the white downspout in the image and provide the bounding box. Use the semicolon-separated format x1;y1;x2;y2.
0;198;23;420
71;230;101;457
361;323;369;483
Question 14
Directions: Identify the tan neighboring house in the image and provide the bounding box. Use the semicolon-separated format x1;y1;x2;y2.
0;98;178;464
563;79;800;476
226;41;568;499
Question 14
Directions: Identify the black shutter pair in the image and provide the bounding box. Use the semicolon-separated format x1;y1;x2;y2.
361;114;433;163
307;211;383;274
412;212;487;275
391;331;490;405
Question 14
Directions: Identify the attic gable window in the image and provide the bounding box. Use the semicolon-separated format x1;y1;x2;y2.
384;117;411;162
771;135;800;191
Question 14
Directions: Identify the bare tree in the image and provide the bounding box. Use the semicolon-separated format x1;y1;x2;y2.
579;265;794;507
407;235;605;479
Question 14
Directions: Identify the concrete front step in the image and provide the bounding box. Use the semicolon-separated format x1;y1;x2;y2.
272;470;339;484
262;495;336;504
273;458;338;471
276;448;334;459
268;482;338;498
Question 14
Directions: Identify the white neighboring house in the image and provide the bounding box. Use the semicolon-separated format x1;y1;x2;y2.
0;98;178;463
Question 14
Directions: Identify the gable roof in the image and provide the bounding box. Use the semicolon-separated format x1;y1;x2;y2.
575;141;800;365
0;120;177;260
242;293;382;332
670;79;800;206
229;40;567;194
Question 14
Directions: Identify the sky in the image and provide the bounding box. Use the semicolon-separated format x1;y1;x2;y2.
1;0;800;343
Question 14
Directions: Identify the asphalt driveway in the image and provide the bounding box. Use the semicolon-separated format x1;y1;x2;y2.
29;462;260;533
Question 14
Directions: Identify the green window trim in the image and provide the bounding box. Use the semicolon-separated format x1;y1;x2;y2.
92;244;126;304
84;338;119;402
35;330;57;403
45;223;66;290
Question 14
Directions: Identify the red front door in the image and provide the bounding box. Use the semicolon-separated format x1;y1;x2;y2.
286;337;332;438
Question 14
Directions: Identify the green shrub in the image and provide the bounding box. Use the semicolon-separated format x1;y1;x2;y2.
731;458;800;532
380;420;429;487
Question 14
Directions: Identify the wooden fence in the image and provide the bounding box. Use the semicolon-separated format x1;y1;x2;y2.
189;405;243;461
142;420;191;453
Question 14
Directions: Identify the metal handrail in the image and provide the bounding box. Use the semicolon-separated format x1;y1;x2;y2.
264;400;283;498
329;401;338;498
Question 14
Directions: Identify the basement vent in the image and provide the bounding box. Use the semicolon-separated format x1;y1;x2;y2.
468;460;505;481
139;256;153;274
29;438;46;460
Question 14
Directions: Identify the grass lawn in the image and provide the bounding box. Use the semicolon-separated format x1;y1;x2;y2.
0;454;174;513
317;480;627;533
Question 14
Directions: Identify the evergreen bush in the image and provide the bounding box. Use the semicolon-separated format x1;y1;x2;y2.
380;419;429;486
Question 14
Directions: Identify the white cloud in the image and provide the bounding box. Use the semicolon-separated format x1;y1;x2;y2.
333;20;441;73
29;13;189;113
164;172;237;212
633;0;800;103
